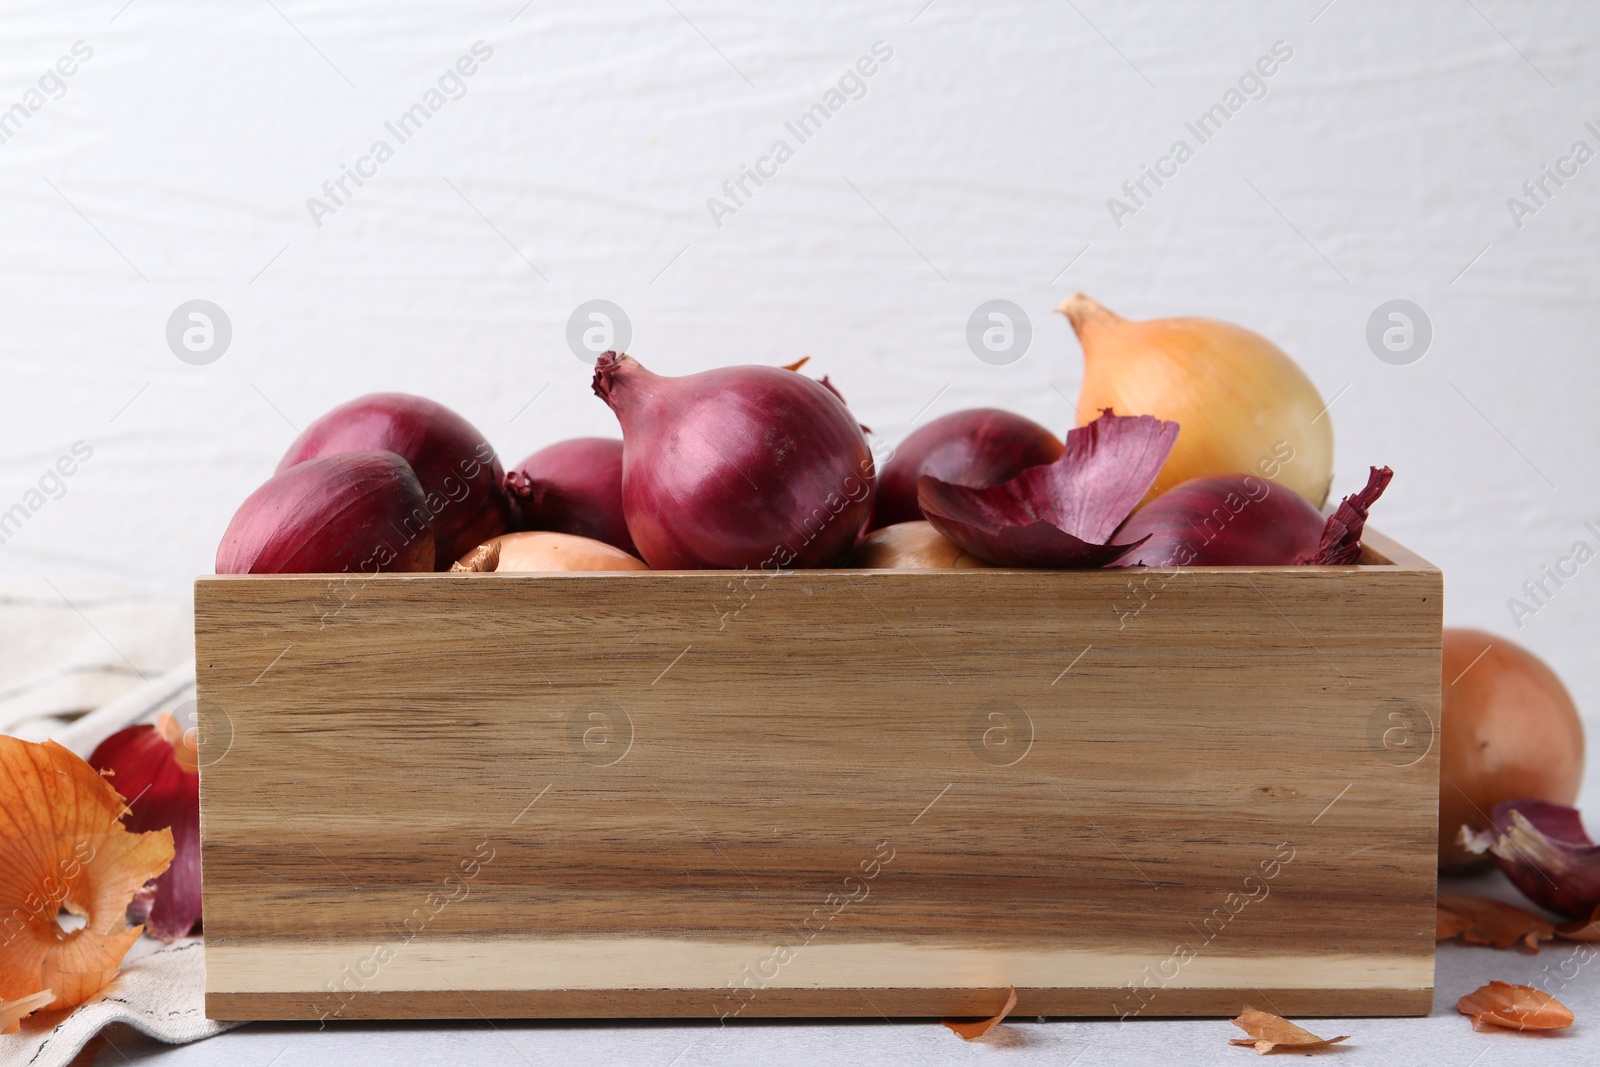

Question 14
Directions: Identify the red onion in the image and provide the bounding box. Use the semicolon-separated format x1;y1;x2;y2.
1113;466;1392;567
592;352;875;569
917;409;1178;567
277;393;512;566
89;719;199;941
872;408;1063;529
217;450;435;573
506;437;636;556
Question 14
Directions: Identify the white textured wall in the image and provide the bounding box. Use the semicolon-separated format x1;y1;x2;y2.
2;2;1597;735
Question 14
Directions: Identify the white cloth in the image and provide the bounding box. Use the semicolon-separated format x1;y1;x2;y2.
0;581;191;741
3;936;228;1067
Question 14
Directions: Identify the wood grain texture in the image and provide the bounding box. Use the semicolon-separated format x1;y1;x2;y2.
194;531;1441;1021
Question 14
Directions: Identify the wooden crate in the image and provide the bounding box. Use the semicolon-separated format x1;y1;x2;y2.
193;530;1441;1022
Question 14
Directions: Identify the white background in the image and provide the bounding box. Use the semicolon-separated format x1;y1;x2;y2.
3;0;1598;719
1;1;1597;1060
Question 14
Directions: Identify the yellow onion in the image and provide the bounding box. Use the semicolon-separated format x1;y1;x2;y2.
1058;293;1334;507
452;531;648;572
1440;629;1585;872
851;522;993;569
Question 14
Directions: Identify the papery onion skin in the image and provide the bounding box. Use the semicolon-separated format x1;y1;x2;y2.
88;722;200;941
217;451;436;574
1440;629;1585;871
917;409;1178;568
0;737;173;1016
851;521;993;569
593;352;875;570
277;393;513;567
507;437;637;556
871;409;1064;530
453;531;649;572
1461;801;1600;919
1060;293;1334;507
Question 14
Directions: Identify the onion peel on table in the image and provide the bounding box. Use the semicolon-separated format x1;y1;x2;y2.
941;986;1017;1040
918;409;1179;568
1227;1008;1349;1054
0;736;173;1029
1460;800;1600;920
88;714;202;941
1456;981;1573;1031
1435;893;1555;952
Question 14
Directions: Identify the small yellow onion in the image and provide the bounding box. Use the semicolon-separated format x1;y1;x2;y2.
851;522;993;569
453;531;649;572
1058;293;1334;508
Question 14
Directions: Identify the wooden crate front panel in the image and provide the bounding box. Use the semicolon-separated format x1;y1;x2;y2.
194;545;1440;1021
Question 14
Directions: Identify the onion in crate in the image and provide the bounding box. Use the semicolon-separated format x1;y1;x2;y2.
277;393;513;567
507;437;636;556
592;352;875;570
216;450;435;574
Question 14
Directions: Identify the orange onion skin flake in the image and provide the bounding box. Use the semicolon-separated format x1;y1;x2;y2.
593;352;875;569
871;408;1064;530
277;392;513;566
216;450;436;574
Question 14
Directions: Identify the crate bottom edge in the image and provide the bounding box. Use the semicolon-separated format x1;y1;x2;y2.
207;986;1435;1022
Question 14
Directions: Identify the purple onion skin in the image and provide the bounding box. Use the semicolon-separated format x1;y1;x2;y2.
1463;800;1600;920
508;437;637;556
872;408;1064;530
277;393;512;567
1112;475;1325;567
593;352;875;570
217;450;436;574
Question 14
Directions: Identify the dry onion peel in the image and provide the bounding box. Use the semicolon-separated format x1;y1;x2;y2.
941;986;1017;1040
1435;893;1554;952
1227;1008;1348;1054
1312;465;1392;565
1460;800;1600;920
87;715;202;941
1456;980;1573;1031
0;990;55;1033
918;408;1178;568
0;737;173;1023
872;408;1063;530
